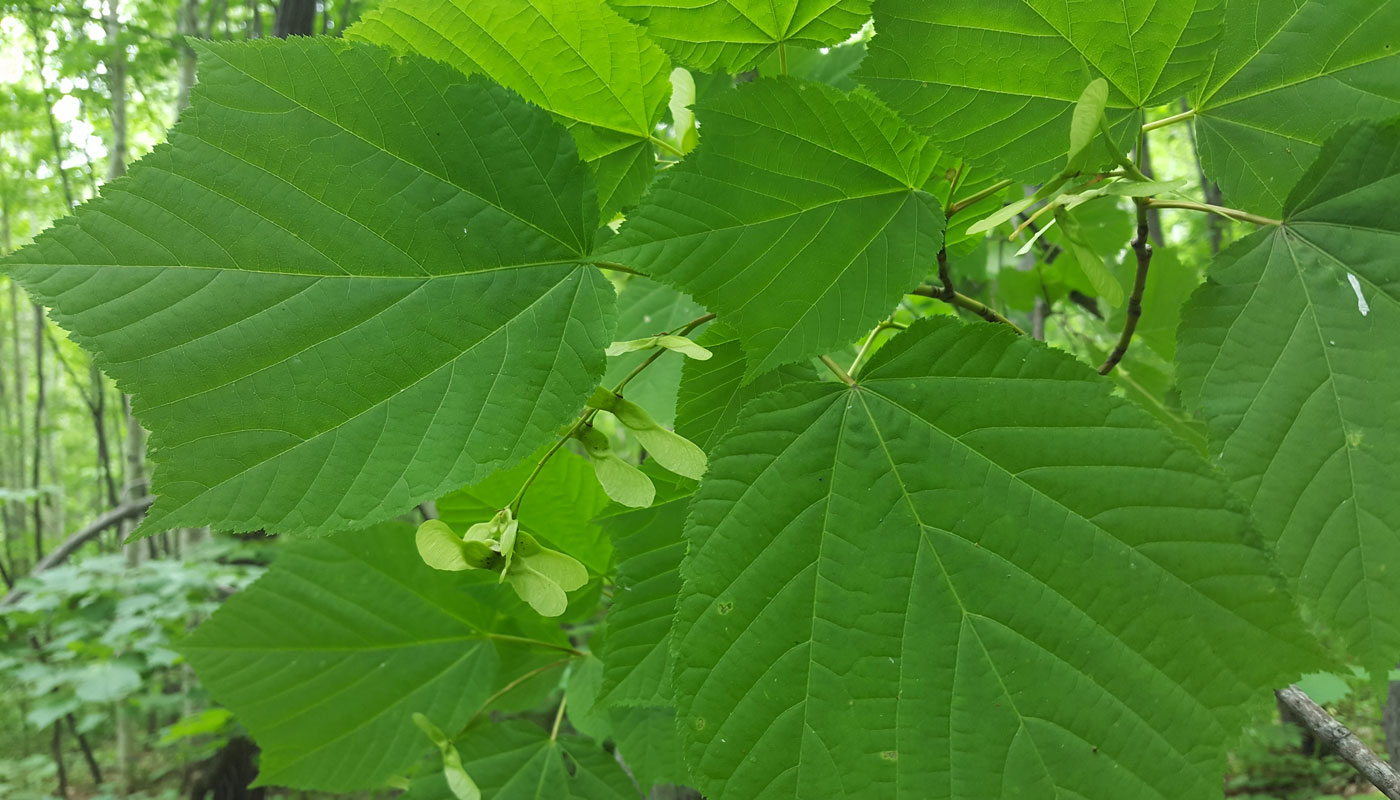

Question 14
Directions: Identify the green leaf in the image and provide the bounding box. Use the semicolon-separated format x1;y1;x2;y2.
74;662;142;703
601;278;707;427
181;522;568;791
609;0;871;72
758;35;868;90
674;323;821;452
860;0;1224;180
407;720;637;800
596;489;691;706
579;427;657;508
610;704;689;792
591;389;709;480
503;532;590;617
3;39;615;539
417;520;482;572
350;0;673;216
437;449;614;575
1067;78;1110;174
603;78;945;377
674;318;1320;799
1178;120;1400;677
1193;0;1400;215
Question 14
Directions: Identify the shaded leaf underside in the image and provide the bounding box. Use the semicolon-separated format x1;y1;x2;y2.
1178;120;1400;675
5;39;614;537
674;318;1318;799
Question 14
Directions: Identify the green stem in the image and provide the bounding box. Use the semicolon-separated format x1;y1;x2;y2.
948;178;1013;218
651;135;686;159
848;320;906;377
590;259;644;276
456;658;571;739
549;696;568;741
1142;107;1196;133
777;42;788;76
820;355;857;387
485;633;585;657
1142;198;1281;227
613;312;716;392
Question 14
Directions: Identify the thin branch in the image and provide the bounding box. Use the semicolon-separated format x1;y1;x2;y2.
910;285;1026;335
0;498;153;607
1099;201;1152;375
1143;199;1281;227
1276;685;1400;799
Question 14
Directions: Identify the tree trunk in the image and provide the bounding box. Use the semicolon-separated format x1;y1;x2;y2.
31;305;45;561
1384;676;1400;765
121;395;148;566
105;0;128;181
272;0;315;37
176;0;200;116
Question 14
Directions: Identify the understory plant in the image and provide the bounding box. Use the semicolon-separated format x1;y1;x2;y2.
5;0;1400;798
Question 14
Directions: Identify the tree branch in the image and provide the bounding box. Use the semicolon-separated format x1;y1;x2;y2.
1099;200;1152;375
1276;685;1400;799
910;285;1026;335
0;497;153;607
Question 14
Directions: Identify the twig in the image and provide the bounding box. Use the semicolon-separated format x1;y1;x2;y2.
1099;200;1152;375
1276;685;1400;799
588;260;644;276
1143;199;1281;227
948;178;1013;218
455;658;571;739
910;285;1026;335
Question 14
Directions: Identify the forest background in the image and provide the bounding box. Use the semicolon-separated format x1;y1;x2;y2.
0;1;1394;798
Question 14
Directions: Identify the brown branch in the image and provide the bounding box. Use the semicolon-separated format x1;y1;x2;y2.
1;497;153;607
1276;685;1400;799
1098;201;1152;375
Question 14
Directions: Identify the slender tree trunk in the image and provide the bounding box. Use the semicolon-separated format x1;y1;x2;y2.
31;306;45;560
1180;98;1224;256
1383;676;1400;765
120;395;148;566
104;0;127;181
29;20;75;209
6;279;24;573
273;0;315;37
51;723;69;799
176;0;200;116
247;0;263;39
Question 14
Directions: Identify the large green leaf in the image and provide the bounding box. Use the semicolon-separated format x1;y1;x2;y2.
1178;120;1400;676
181;523;572;791
609;0;870;73
406;720;638;800
674;318;1319;799
351;0;672;216
596;486;690;706
1193;0;1400;215
603;78;945;377
860;0;1223;180
4;39;615;538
